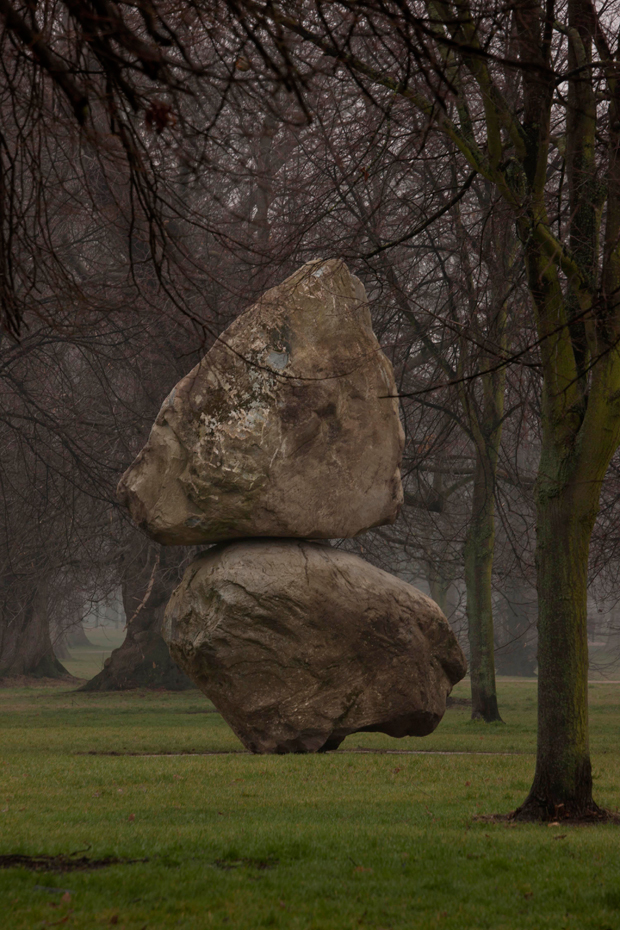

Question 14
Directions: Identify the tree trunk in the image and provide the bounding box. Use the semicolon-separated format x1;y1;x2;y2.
495;579;537;677
428;563;451;616
451;185;510;723
65;622;93;648
79;543;193;692
53;618;94;662
514;475;597;819
425;468;456;617
464;449;502;722
0;574;69;679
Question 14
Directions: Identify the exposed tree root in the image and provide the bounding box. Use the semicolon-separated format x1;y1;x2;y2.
473;807;620;825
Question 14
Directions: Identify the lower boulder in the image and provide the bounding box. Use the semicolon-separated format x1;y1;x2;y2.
163;539;467;753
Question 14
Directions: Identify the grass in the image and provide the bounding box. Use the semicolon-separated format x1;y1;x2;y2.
1;679;620;929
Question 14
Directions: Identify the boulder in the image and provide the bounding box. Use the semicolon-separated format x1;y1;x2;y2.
163;539;467;753
117;260;404;544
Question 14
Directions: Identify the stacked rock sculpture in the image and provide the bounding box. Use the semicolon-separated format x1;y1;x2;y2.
118;259;466;752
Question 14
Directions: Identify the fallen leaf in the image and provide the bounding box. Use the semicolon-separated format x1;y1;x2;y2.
392;767;402;774
547;821;561;827
464;781;471;787
61;892;71;904
128;813;135;822
110;916;119;925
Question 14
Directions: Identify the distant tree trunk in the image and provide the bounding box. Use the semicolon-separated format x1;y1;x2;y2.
66;622;93;648
428;563;451;616
457;310;507;723
80;542;193;692
0;574;69;679
495;579;537;677
425;470;456;616
452;187;511;723
53;617;94;661
53;636;71;661
463;447;502;721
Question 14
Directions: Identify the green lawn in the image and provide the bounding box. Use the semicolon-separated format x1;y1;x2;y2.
1;679;619;929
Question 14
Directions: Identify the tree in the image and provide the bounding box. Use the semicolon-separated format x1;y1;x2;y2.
82;540;193;691
4;0;620;818
223;0;620;817
247;81;519;720
0;279;209;682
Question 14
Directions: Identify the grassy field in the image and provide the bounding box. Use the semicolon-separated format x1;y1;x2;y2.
1;679;619;930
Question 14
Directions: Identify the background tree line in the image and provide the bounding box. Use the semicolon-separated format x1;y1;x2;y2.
2;0;620;821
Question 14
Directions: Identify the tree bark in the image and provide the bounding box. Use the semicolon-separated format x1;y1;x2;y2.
428;563;451;616
451;183;510;723
0;574;69;679
495;579;537;677
514;471;597;819
464;449;502;721
80;543;193;692
65;622;93;648
262;0;620;819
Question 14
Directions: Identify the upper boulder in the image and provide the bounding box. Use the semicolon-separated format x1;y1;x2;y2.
118;259;404;544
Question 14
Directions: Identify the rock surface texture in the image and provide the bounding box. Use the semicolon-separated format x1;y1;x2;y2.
118;259;404;544
163;539;467;753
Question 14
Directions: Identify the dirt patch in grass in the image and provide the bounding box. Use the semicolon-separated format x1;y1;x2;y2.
79;747;527;757
0;854;146;873
78;749;246;757
179;708;219;715
213;857;278;871
473;808;620;826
